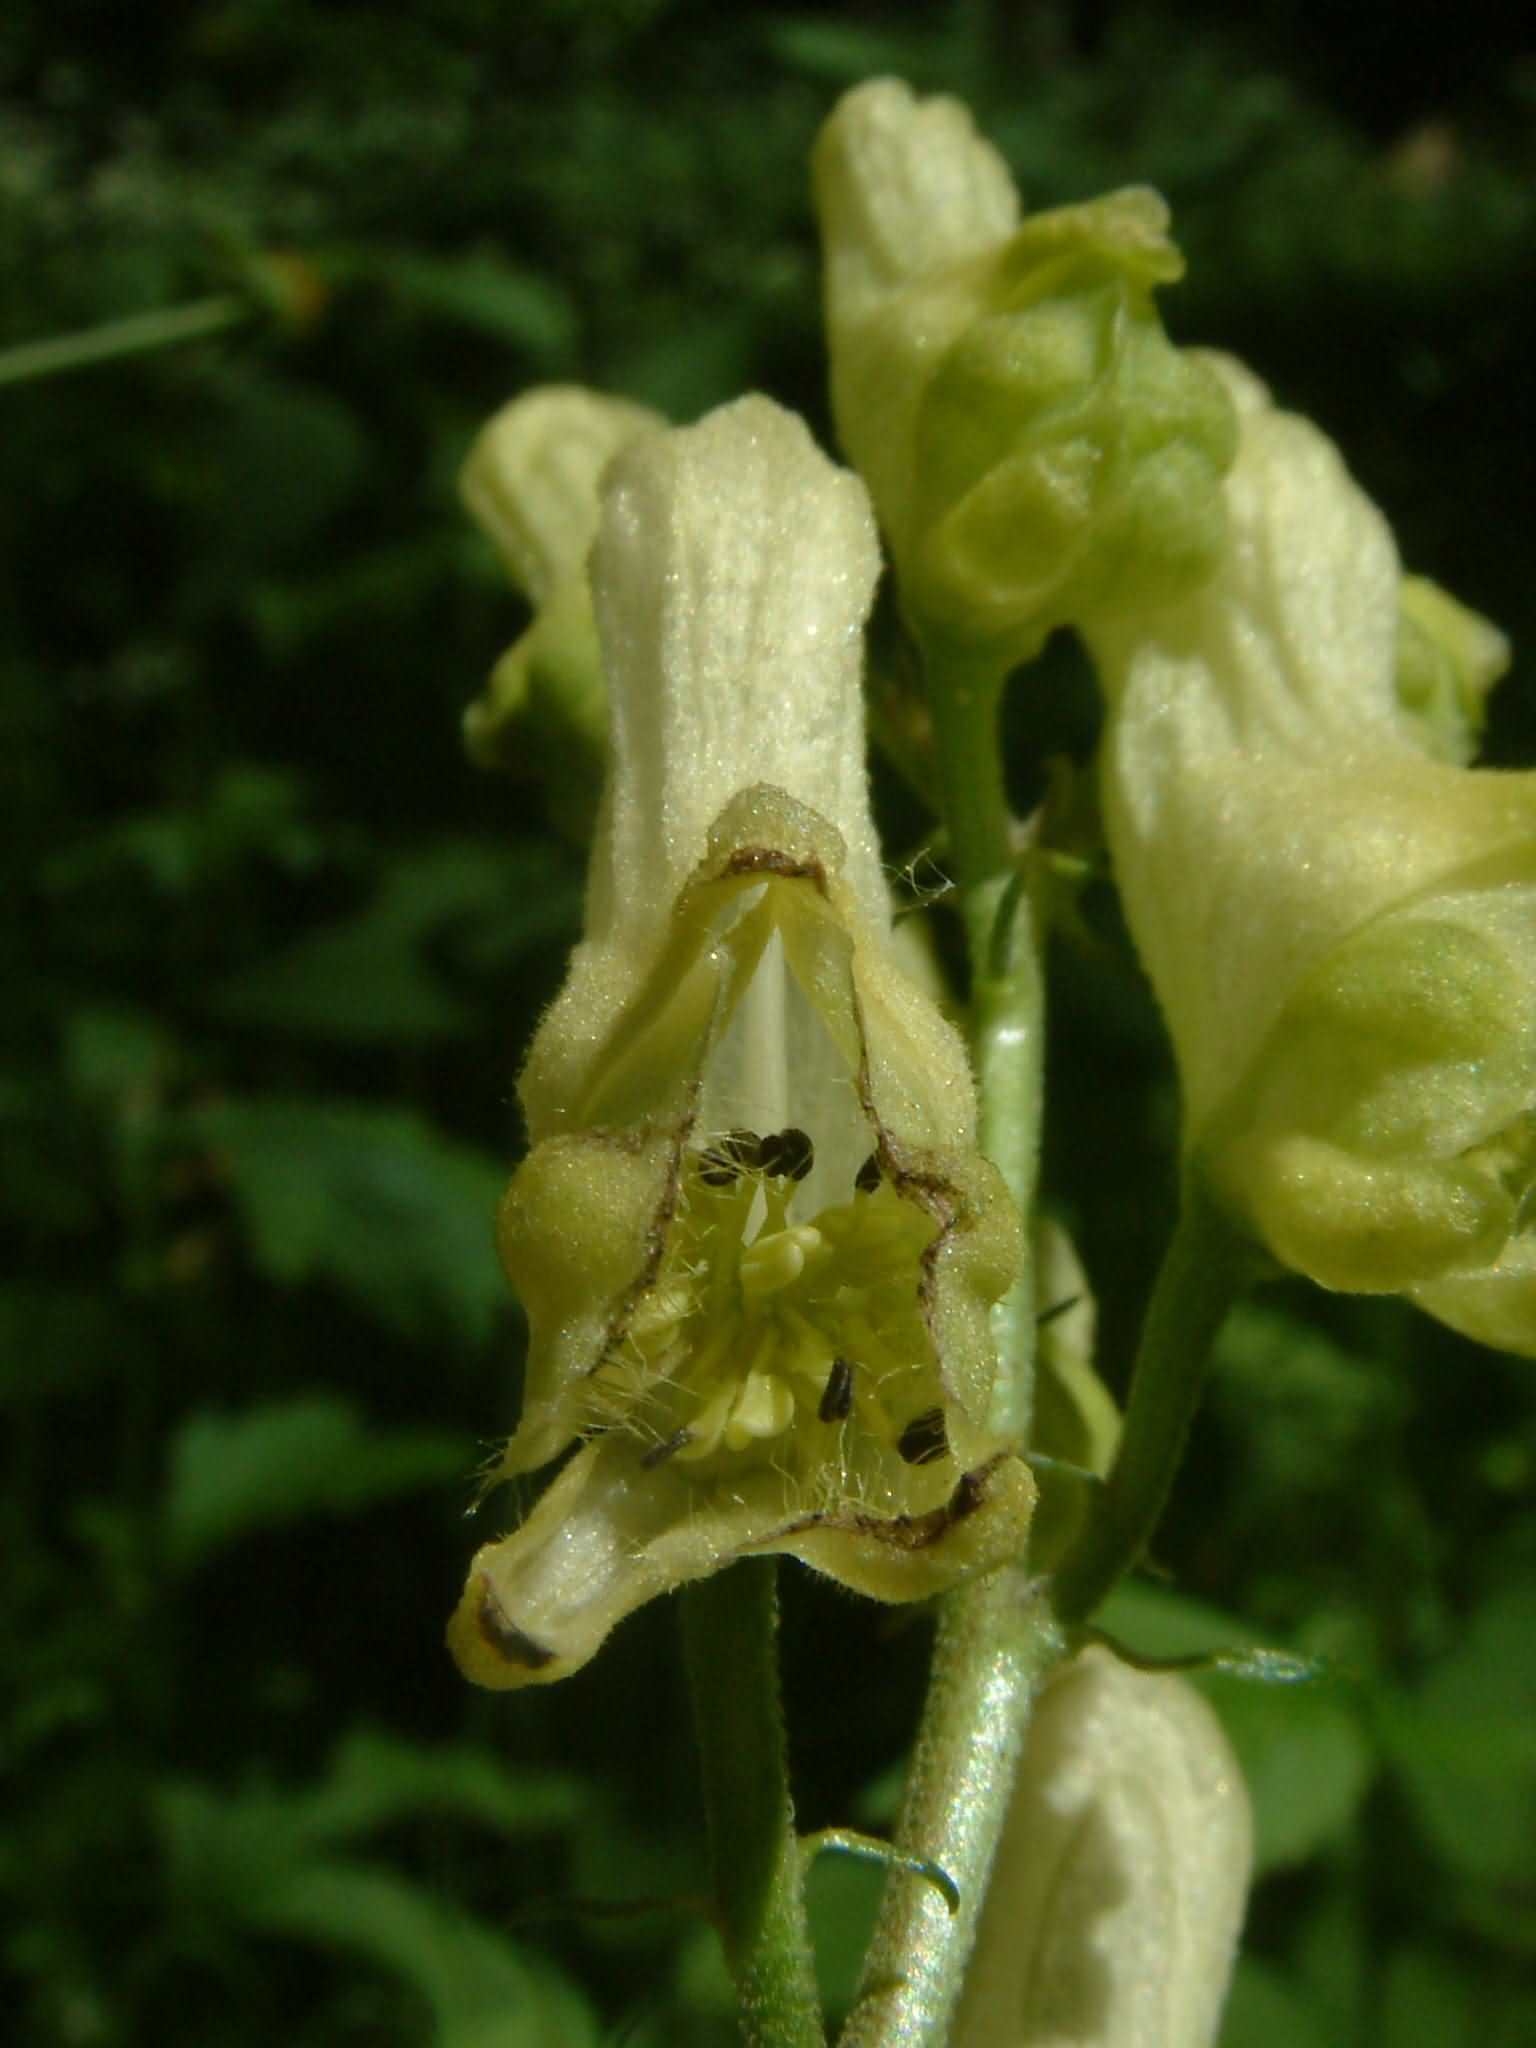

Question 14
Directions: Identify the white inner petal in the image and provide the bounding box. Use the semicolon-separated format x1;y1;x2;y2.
696;902;868;1218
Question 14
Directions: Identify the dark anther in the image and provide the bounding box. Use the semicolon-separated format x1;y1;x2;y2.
698;1128;764;1185
640;1426;693;1469
897;1407;949;1466
758;1126;814;1181
819;1356;854;1423
854;1152;882;1194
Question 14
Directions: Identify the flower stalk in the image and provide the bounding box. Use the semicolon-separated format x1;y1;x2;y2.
681;1560;826;2048
922;640;1013;892
1052;1175;1256;1625
840;1568;1063;2048
841;582;1058;2048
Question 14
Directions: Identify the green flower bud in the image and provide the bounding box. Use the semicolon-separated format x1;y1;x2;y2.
813;79;1238;669
459;386;664;834
1088;353;1536;1356
955;1647;1251;2047
449;398;1034;1689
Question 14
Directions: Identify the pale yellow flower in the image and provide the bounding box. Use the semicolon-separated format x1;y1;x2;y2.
449;396;1033;1688
1087;355;1535;1355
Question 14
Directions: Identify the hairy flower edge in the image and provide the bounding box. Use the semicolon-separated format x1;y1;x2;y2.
447;804;1034;1684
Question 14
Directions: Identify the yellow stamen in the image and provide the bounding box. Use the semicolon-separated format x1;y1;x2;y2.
725;1370;796;1448
739;1223;824;1300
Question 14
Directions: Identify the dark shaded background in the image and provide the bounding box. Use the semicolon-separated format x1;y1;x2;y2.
4;4;1535;2042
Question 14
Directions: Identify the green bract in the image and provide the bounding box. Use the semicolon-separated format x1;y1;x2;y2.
449;397;1034;1689
813;78;1237;669
1087;355;1536;1357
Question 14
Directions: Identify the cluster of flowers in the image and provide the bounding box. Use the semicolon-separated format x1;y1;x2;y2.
445;78;1530;2044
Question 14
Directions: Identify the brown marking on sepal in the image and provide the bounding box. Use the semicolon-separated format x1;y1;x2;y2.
477;1580;556;1670
947;1467;987;1522
722;846;827;887
816;1455;1012;1552
583;1111;693;1382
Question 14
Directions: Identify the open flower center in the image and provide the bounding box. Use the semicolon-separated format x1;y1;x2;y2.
585;1132;953;1515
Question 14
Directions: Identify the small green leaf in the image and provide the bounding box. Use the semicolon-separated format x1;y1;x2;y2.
156;1777;306;1909
1216;1680;1374;1874
43;765;323;898
162;1396;467;1568
1221;1958;1335;2048
1100;1583;1375;1872
249;1861;600;2048
1379;1949;1473;2048
759;18;936;82
250;534;471;658
185;1097;509;1343
1212;1301;1403;1494
297;1727;585;1845
1379;1573;1536;1890
336;245;576;357
166;366;366;559
61;1006;172;1101
155;1735;582;1888
1098;1580;1257;1661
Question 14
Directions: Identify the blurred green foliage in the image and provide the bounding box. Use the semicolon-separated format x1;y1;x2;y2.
3;2;1534;2042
